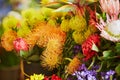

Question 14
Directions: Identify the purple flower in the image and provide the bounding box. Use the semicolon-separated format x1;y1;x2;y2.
78;64;87;71
101;70;116;80
87;74;97;80
73;45;81;54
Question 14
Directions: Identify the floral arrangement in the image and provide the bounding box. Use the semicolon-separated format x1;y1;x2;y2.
1;0;120;80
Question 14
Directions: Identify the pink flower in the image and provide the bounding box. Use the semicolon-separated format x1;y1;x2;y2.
13;38;29;53
96;0;120;42
82;34;100;60
99;0;119;20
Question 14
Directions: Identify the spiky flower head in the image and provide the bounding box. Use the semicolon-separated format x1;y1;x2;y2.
66;56;81;74
1;30;17;51
37;23;66;48
40;50;62;70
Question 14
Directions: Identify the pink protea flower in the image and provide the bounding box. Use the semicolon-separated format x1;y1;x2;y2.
99;0;119;20
82;34;100;61
96;0;120;42
13;38;29;53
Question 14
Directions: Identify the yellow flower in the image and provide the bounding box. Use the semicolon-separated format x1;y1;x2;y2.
40;50;62;70
26;74;44;80
2;16;20;31
66;56;81;74
46;38;63;55
72;31;86;45
1;30;17;51
69;15;87;31
60;19;70;32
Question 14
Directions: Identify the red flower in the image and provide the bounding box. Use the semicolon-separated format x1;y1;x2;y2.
13;38;29;53
44;74;62;80
44;77;49;80
51;74;62;80
82;34;100;61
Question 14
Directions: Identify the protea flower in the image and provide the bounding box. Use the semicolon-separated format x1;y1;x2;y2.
96;0;120;42
66;56;81;74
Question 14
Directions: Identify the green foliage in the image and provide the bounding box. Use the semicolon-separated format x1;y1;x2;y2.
115;64;120;75
0;51;20;68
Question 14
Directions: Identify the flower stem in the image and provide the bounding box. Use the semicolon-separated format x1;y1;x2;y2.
96;61;104;72
88;57;95;70
20;59;30;78
64;58;72;62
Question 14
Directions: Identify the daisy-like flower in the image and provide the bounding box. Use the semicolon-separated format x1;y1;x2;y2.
82;34;100;60
1;30;17;51
96;0;120;42
66;56;81;74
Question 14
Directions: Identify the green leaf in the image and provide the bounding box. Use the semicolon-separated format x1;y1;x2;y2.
27;55;40;61
44;2;67;9
103;50;114;58
115;64;120;75
54;5;75;12
91;43;99;52
20;50;30;58
115;43;120;53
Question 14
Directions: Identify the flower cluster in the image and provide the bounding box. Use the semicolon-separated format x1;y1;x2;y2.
1;0;120;80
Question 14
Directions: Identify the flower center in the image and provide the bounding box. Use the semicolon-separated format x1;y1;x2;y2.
105;20;120;37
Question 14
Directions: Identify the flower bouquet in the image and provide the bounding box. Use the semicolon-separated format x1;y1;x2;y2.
1;0;120;80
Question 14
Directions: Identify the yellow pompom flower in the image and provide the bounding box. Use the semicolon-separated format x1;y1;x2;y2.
69;15;87;31
21;8;45;28
60;19;70;32
84;29;93;39
66;56;81;74
2;16;20;31
47;19;57;27
1;30;17;51
17;22;31;37
72;31;86;45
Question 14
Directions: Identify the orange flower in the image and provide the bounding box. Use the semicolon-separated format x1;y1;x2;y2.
66;56;81;74
1;30;17;51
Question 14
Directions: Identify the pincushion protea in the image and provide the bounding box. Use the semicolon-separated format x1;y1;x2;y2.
96;0;120;42
66;56;81;74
